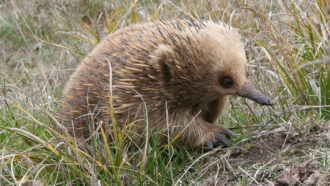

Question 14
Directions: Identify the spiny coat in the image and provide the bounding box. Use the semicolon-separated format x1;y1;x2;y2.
61;19;273;147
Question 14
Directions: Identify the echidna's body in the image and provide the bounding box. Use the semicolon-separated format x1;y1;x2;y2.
61;19;273;147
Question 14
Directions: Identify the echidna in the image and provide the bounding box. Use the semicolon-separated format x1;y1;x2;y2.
61;19;273;148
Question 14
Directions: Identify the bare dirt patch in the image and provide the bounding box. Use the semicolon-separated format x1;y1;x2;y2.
201;127;329;185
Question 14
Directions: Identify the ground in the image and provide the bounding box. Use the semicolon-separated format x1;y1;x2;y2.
200;127;329;185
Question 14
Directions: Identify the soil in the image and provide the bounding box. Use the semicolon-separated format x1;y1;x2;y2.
201;127;330;185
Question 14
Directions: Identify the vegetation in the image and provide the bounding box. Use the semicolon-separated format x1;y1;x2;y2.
0;0;329;185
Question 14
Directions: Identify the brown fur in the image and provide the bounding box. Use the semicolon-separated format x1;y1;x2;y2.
61;19;248;146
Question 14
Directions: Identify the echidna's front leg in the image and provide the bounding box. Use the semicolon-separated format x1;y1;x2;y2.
202;96;229;123
180;117;235;148
184;96;234;148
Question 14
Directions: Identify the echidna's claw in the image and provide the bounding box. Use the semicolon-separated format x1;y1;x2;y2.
224;128;236;138
216;135;229;147
204;128;235;149
206;141;214;149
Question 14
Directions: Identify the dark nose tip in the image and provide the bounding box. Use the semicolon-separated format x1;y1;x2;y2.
265;98;273;105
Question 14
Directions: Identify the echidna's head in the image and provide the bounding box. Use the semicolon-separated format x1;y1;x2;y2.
152;20;273;107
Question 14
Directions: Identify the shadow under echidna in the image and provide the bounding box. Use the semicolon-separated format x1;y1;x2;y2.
60;18;273;149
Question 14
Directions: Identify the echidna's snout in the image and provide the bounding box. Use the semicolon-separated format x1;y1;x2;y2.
237;82;273;106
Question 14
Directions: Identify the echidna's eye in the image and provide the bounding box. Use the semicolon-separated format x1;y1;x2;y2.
221;76;234;88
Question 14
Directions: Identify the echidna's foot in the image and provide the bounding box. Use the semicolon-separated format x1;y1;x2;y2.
204;127;235;149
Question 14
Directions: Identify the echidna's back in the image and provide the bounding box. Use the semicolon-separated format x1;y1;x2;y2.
60;22;161;137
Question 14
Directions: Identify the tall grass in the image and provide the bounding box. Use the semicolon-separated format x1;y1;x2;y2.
0;0;329;185
253;1;329;118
